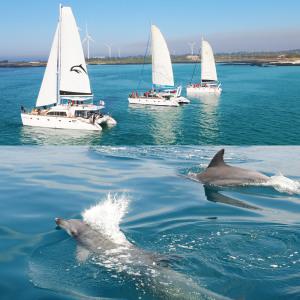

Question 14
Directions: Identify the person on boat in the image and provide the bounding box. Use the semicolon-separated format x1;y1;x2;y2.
92;113;96;124
20;106;26;113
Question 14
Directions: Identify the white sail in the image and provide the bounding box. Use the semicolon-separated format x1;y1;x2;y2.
201;40;218;82
36;26;59;107
59;6;92;97
151;25;174;87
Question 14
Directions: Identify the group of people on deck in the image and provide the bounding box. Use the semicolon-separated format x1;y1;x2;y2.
67;100;84;106
130;89;161;99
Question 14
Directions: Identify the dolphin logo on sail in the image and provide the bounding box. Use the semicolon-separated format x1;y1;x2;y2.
70;64;87;74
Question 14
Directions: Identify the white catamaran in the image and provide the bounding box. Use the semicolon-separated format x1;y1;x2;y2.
21;5;116;131
128;25;189;107
187;39;222;95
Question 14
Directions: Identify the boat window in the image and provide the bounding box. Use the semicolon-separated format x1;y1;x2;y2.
75;110;85;118
75;110;99;118
47;111;67;116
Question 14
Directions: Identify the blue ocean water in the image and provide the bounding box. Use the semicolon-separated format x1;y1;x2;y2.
0;146;300;300
0;64;299;145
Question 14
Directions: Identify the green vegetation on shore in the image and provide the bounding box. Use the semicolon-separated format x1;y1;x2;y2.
2;50;300;68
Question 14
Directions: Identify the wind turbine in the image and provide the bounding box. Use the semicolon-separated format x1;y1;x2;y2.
104;43;112;58
188;42;195;55
118;47;121;58
82;24;95;60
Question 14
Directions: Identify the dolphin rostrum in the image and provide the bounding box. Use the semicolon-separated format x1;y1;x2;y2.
55;217;230;300
193;149;269;186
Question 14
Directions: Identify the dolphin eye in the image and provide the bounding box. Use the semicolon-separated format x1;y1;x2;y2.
70;230;77;236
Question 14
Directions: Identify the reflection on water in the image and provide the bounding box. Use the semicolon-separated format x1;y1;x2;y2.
204;186;260;210
190;94;220;143
129;105;182;144
19;126;101;145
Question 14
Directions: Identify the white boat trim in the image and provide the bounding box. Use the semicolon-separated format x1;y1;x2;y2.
128;97;179;107
21;103;116;130
21;113;102;131
187;84;222;95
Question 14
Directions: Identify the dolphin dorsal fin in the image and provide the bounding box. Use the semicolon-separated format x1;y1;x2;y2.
207;149;226;168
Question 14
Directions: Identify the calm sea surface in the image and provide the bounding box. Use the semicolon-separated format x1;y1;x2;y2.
0;146;300;299
0;64;299;145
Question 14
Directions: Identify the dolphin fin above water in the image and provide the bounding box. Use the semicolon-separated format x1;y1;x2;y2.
207;149;226;168
194;149;270;187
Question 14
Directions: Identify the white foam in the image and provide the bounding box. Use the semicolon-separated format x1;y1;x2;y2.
82;193;131;246
262;174;300;195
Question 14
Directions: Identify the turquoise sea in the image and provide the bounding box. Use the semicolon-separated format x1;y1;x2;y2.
0;64;299;145
1;146;300;300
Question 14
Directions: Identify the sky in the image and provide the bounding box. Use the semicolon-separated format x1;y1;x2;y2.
1;0;300;60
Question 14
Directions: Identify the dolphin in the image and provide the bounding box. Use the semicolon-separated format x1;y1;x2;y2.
192;149;269;187
55;217;230;300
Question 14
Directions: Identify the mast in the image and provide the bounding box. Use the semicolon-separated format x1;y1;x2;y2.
200;37;203;84
56;4;62;105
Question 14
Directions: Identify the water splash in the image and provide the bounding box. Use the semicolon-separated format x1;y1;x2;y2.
82;193;131;246
262;174;300;195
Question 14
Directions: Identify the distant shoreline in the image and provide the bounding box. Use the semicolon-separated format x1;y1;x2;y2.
1;54;300;68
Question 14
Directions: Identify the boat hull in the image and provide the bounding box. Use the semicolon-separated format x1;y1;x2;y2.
97;115;117;126
128;97;180;107
21;113;102;131
186;86;222;95
177;96;190;104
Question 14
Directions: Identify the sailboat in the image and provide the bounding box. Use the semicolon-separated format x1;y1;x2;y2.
187;39;222;95
21;5;116;131
128;25;190;107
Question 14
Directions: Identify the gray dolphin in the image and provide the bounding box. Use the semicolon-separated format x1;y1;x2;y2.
193;149;269;186
55;218;230;300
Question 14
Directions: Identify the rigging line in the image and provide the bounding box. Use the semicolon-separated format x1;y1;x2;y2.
189;48;201;84
137;31;151;91
190;57;199;84
190;62;197;84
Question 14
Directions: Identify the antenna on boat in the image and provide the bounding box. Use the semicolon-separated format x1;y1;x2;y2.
82;24;95;60
188;42;195;55
104;44;112;58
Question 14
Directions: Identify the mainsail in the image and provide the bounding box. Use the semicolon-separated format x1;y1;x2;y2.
151;25;174;88
59;7;92;97
36;6;92;107
201;40;218;82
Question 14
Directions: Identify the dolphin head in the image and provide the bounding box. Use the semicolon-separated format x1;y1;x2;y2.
55;218;87;238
